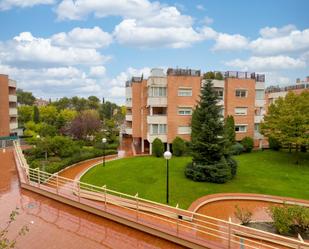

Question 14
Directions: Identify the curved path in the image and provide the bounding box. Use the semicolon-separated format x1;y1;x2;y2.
0;149;185;249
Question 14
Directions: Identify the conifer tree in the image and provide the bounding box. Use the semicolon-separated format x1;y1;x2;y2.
33;106;40;124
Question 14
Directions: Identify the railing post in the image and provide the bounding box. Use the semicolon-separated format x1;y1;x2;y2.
176;203;179;236
37;168;40;188
56;173;59;194
135;193;139;221
77;181;80;202
228;217;232;248
103;185;107;210
298;233;304;249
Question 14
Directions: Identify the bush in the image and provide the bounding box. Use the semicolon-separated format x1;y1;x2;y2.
226;156;238;178
152;138;164;157
241;137;254;153
234;205;252;225
269;137;281;151
270;205;309;235
230;143;244;155
172;137;186;156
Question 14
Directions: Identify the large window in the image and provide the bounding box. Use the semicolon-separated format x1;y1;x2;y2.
178;107;192;115
235;125;247;133
255;90;265;100
178;126;191;134
178;88;192;96
149;87;167;97
235;107;248;115
150;124;167;134
235;89;247;98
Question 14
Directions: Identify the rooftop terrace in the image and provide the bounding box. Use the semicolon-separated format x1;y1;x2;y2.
167;68;201;77
265;83;309;93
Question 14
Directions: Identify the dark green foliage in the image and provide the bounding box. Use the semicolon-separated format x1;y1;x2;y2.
33;106;40;123
203;71;215;79
226;156;238;178
16;89;35;105
269;136;281;151
270;205;309;236
224;115;236;147
241;137;254;153
172;137;186;156
300;145;307;152
38;123;57;137
230;143;244;155
186;79;232;183
152;138;164;157
215;72;224;80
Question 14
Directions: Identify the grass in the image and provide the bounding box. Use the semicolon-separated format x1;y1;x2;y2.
80;150;309;209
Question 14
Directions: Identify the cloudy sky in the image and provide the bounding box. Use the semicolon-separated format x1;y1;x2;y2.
0;0;308;104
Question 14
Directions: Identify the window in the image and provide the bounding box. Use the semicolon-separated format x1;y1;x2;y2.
149;87;167;97
178;126;191;134
178;88;192;96
219;108;224;116
235;125;247;133
256;90;265;100
235;89;247;98
214;88;224;99
254;123;260;132
178;107;192;115
150;124;167;134
235;107;247;115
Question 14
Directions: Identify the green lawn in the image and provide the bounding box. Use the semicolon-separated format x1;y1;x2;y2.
80;151;309;209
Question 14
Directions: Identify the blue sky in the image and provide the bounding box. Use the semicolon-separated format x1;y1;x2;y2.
0;0;308;103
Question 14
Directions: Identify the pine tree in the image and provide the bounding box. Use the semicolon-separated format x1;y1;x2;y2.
185;79;232;183
33;106;40;124
224;115;236;148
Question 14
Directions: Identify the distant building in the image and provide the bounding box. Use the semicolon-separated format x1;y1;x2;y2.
34;98;49;107
0;74;18;137
125;68;266;154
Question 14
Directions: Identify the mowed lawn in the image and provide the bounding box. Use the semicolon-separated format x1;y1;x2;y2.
80;150;309;209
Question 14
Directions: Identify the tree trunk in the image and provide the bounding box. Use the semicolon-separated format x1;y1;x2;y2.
295;144;299;165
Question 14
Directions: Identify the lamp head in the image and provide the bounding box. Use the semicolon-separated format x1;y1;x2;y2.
164;151;172;160
102;138;107;143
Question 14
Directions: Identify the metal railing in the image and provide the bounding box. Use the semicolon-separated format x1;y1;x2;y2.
13;141;309;249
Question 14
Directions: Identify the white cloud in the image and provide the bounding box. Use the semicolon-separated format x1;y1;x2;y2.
0;32;109;67
250;27;309;55
226;55;306;71
89;66;106;77
196;4;205;11
110;86;125;97
0;0;54;10
213;33;249;51
51;26;112;49
201;16;213;25
114;19;202;48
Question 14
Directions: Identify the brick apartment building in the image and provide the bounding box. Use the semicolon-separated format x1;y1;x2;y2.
125;68;266;154
265;76;309;109
0;74;18;137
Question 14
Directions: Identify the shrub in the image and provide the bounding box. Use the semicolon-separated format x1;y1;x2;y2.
270;205;293;235
172;137;186;156
226;156;238;178
269;136;281;151
234;205;253;225
152;138;164;157
230;143;244;155
241;137;254;153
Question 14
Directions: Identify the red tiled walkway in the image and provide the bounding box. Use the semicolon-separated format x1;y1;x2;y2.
0;149;185;249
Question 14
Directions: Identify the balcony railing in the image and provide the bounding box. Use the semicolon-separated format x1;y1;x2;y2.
147;97;167;107
266;83;309;93
147;115;167;124
9;95;17;102
125;114;132;121
9;108;17;116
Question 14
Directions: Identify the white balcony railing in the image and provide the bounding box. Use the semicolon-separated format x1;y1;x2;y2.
8;79;16;88
125;114;132;121
147;133;167;143
10;122;18;130
147;115;167;124
255;99;265;107
125;128;132;135
126;100;132;108
9;108;17;116
9;95;17;102
147;97;167;107
254;115;264;123
255;82;265;90
254;132;264;139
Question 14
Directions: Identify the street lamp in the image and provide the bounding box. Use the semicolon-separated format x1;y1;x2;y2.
163;151;172;204
102;138;107;166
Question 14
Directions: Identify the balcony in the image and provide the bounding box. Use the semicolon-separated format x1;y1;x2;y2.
147;115;167;124
9;95;17;102
8;79;16;88
147;97;167;107
10;122;18;130
126;100;132;108
125;87;132;98
125;128;132;135
9;108;17;116
212;80;224;88
147;77;167;87
125;114;132;121
255;82;265;90
217;99;224;106
254;115;264;123
147;134;167;143
255;99;265;107
254;132;264;140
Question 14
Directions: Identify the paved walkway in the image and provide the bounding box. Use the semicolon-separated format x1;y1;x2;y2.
0;149;185;249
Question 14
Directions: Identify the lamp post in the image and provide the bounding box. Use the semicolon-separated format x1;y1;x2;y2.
163;151;172;204
102;138;107;166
